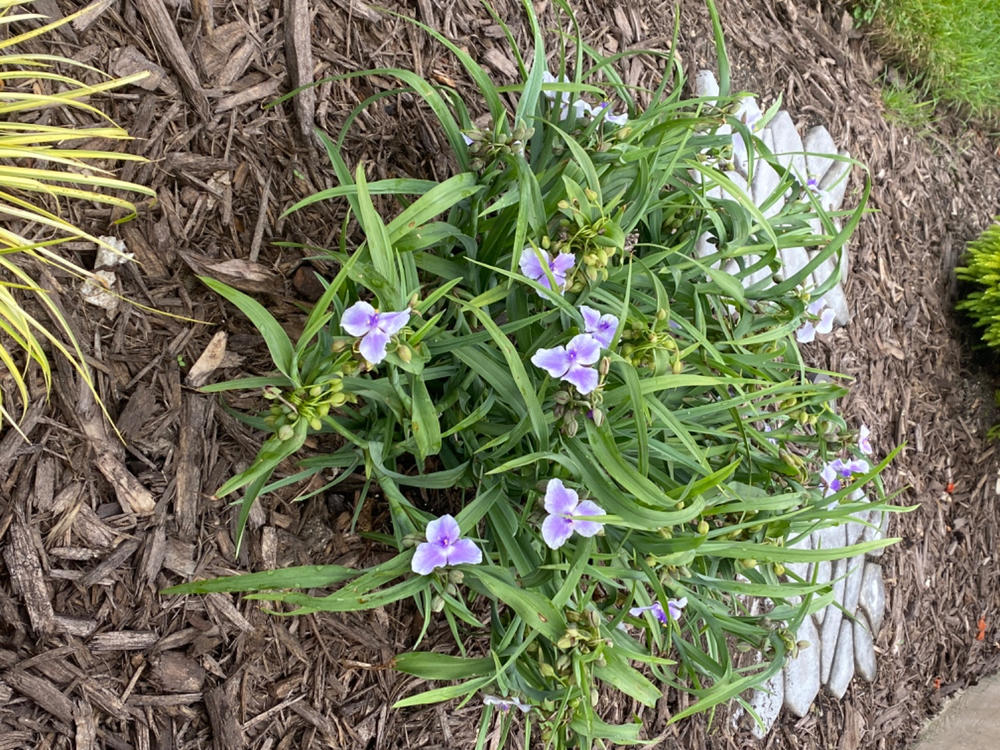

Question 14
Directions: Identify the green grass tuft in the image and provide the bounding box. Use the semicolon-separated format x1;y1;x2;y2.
858;0;1000;122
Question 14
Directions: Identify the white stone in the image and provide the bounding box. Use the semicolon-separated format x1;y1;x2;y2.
803;126;838;183
854;611;878;681
818;149;851;212
814;523;847;554
862;510;890;556
785;532;812;581
778;245;811;289
695;231;715;259
859;563;886;632
749;670;784;738
783;615;821;717
842;555;865;612
820;557;848;683
750;130;783;217
694;69;720;99
826;619;855;698
819;279;850;326
764;110;807;184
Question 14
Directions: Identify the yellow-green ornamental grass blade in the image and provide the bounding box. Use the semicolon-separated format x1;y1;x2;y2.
0;4;152;428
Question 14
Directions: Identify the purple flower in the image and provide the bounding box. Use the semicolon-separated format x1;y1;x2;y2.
580;305;618;348
858;424;873;456
531;334;600;394
540;478;604;549
519;247;576;295
820;458;870;497
411;514;482;575
629;597;687;625
483;694;531;713
592;102;628;127
341;301;411;365
796;300;835;344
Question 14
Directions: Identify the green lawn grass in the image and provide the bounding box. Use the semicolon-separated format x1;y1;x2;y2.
859;0;1000;123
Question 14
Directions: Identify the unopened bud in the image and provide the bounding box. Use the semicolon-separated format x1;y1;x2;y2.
396;344;412;363
309;417;322;431
277;424;294;441
553;390;571;405
697;520;710;535
773;563;786;576
431;595;446;613
672;359;683;374
599;357;610;377
448;569;464;584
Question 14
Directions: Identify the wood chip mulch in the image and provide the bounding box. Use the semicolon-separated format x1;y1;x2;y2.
1;0;999;748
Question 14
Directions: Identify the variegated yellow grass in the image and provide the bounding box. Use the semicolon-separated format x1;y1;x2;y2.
0;0;154;430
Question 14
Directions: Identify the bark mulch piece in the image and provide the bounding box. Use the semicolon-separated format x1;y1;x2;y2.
1;0;998;748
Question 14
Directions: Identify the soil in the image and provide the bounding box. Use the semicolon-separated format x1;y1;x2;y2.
2;0;999;748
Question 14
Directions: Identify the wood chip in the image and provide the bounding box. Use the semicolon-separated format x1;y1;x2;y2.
206;677;245;750
284;0;316;136
53;614;98;638
94;447;157;516
3;518;55;635
110;46;176;94
3;670;74;724
176;394;209;539
135;0;209;116
89;631;159;652
214;77;284;113
79;538;141;588
150;652;206;693
73;0;115;32
74;699;97;750
186;331;229;388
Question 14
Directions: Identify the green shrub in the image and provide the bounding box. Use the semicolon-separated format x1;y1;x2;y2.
956;219;1000;347
167;1;895;745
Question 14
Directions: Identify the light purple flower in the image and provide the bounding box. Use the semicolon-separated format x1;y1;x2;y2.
540;478;604;549
483;694;531;713
820;458;870;497
796;299;835;344
531;334;600;394
858;424;873;456
580;305;618;348
592;102;628;127
341;301;411;365
629;597;687;625
519;247;576;295
411;514;482;575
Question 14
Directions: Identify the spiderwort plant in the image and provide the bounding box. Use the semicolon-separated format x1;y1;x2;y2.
171;1;899;747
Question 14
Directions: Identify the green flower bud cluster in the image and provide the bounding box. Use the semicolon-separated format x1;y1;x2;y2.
557;609;611;666
619;311;680;373
552;387;605;436
464;122;535;170
262;374;352;440
554;192;626;284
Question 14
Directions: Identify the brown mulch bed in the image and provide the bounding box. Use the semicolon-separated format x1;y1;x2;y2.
1;0;999;748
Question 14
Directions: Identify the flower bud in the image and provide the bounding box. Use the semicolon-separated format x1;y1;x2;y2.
330;392;347;407
589;408;604;427
331;338;349;353
588;609;601;629
448;569;464;584
599;357;610;377
697;519;710;535
672;359;684;374
277;424;294;441
553;390;571;405
773;563;786;576
430;595;446;613
263;386;281;399
656;308;668;321
445;583;458;596
309;385;323;398
309;417;322;431
396;344;412;363
563;416;579;438
317;403;331;418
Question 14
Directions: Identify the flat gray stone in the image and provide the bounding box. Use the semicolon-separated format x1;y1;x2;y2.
862;510;890;556
820;557;848;684
854;611;877;681
842;555;865;612
783;615;821;717
749;670;784;738
764;110;807;184
814;523;847;554
818;149;851;212
694;69;720;99
859;562;886;632
826;619;855;699
777;246;811;289
750;130;783;218
785;533;812;581
803;126;838;183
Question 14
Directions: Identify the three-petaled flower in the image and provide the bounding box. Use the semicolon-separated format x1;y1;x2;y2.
519;247;576;295
796;299;835;344
820;458;869;497
629;597;687;625
531;334;601;394
858;424;873;456
482;694;531;713
411;514;482;575
580;305;618;348
341;301;411;365
540;478;604;549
